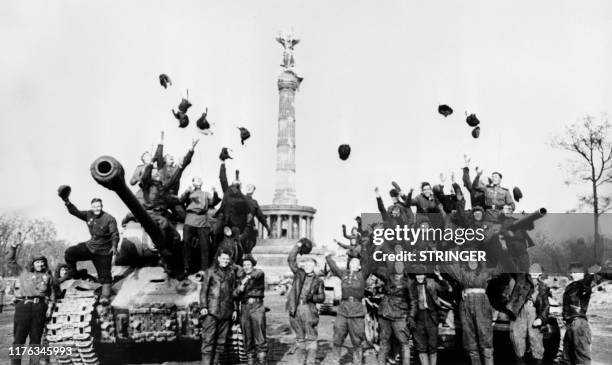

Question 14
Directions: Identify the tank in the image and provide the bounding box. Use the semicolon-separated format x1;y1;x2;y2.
44;156;246;365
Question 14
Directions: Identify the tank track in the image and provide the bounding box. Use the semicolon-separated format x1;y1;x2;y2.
45;282;100;365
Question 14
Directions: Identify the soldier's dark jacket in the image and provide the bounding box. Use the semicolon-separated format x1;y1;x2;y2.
140;149;194;212
562;275;594;322
153;143;189;196
412;277;450;323
504;275;550;320
65;203;119;255
245;195;271;233
376;196;413;228
201;264;237;319
233;268;265;300
325;255;370;317
215;163;251;231
462;167;485;208
286;245;325;316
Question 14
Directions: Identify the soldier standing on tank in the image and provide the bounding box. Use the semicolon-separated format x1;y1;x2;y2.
323;252;371;365
287;239;325;365
233;254;267;365
508;263;550;365
473;169;514;220
180;176;221;274
244;184;271;253
412;265;450;365
60;191;118;305
7;241;55;365
200;250;238;365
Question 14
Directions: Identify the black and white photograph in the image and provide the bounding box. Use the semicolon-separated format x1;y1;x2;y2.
1;1;612;365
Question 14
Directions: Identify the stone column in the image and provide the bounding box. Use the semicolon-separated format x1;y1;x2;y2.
310;217;314;241
276;215;282;239
287;215;293;239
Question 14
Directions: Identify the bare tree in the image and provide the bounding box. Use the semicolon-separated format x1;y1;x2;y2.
0;213;59;276
551;114;612;261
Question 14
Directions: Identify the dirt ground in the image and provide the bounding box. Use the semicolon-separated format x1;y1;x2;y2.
0;293;611;365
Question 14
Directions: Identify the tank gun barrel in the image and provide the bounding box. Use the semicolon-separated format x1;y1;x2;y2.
507;208;547;231
90;156;165;249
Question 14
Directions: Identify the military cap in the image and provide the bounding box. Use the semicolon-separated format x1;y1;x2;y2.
172;110;189;128
338;144;351;160
159;74;172;89
492;171;503;179
196;108;211;131
466;113;480;127
177;98;192;113
238;127;251;145
58;185;72;201
298;238;313;255
242;254;257;266
513;186;523;202
219;147;233;161
389;188;399;198
471;126;480;138
438;104;453;117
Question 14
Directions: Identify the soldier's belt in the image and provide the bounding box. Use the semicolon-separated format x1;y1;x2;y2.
462;288;486;295
342;297;363;302
15;296;46;304
244;297;263;304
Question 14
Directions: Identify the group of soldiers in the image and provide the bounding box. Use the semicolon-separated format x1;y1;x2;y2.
5;139;610;365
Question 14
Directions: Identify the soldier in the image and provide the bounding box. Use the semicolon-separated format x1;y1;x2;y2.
496;204;534;273
461;155;486;209
509;263;550;365
200;250;238;365
180;176;221;274
287;239;325;365
214;161;251;237
373;242;417;365
60;194;118;304
441;250;499;365
374;185;415;228
412;265;450;365
129;150;152;186
7;241;55;365
233;254;267;365
324;252;371;365
404;182;446;229
244;184;271;253
560;262;602;365
473;169;514;220
216;225;252;266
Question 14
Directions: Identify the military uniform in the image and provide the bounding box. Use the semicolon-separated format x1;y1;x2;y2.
244;195;271;253
286;245;325;365
233;267;267;365
325;255;370;365
413;276;450;365
180;188;220;272
64;202;119;285
442;251;497;365
200;264;237;365
373;242;417;365
473;175;514;219
561;275;595;365
9;251;54;365
509;277;549;362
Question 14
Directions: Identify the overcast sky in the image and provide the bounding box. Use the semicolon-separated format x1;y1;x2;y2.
1;1;611;247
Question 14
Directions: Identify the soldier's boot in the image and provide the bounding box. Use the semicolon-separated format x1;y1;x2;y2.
99;283;112;305
200;354;212;365
352;347;363;365
418;353;430;365
378;343;391;365
400;345;411;365
467;350;482;365
305;341;317;365
482;348;493;365
428;352;437;365
257;351;267;365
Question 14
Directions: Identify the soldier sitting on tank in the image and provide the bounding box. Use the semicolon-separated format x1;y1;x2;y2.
200;249;238;365
7;241;55;365
403;182;447;229
375;185;414;228
334;228;362;261
59;189;118;305
495;204;534;273
233;254;267;365
180;176;221;274
473;169;515;221
462;154;486;209
243;184;271;254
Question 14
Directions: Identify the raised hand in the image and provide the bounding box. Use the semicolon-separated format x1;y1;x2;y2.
464;154;471;166
191;138;200;150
